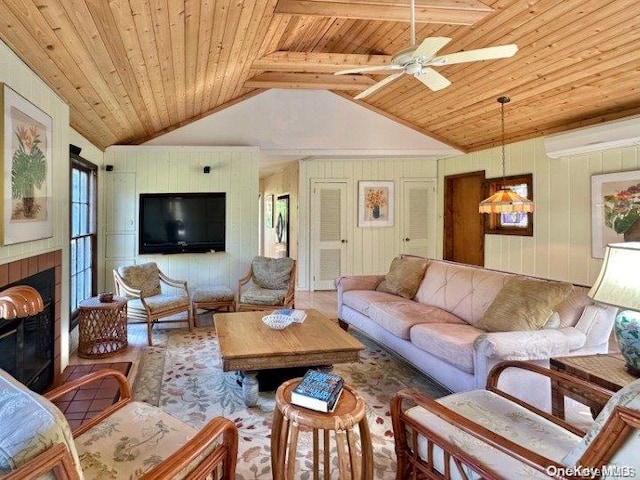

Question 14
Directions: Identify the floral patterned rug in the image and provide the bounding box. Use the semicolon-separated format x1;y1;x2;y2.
132;321;449;479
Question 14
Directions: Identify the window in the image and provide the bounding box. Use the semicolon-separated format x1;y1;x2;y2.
483;173;534;236
70;153;97;329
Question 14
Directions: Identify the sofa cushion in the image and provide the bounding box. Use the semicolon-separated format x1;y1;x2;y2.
251;256;294;290
476;277;573;332
410;323;485;374
368;302;465;339
376;255;428;299
414;260;512;325
342;290;404;316
555;285;592;327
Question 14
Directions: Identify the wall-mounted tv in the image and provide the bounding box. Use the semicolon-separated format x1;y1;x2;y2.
139;192;226;254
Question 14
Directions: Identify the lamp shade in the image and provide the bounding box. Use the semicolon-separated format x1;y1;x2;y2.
478;189;535;213
588;242;640;310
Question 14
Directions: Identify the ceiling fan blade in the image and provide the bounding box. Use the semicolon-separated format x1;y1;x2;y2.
335;64;403;75
354;72;404;100
412;37;452;60
415;67;451;91
432;44;518;66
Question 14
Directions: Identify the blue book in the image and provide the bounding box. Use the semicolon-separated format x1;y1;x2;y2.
291;369;344;412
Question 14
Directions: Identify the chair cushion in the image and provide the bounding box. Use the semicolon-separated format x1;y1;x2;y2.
240;285;287;305
191;285;234;303
376;255;428;299
407;390;581;480
368;301;464;339
129;294;189;314
75;401;204;479
251;256;294;290
475;277;573;332
0;369;83;478
118;262;162;297
410;323;483;374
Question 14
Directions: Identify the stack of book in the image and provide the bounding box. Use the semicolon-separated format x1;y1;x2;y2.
290;369;344;413
273;308;307;323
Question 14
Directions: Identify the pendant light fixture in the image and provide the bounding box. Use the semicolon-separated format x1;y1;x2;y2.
479;96;534;213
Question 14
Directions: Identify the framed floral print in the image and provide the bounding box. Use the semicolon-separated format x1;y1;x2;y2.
592;170;640;258
2;84;53;245
359;181;394;227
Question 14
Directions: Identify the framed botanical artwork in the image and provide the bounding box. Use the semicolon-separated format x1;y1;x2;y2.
2;84;53;245
359;181;394;227
483;173;534;236
592;170;640;258
264;194;274;228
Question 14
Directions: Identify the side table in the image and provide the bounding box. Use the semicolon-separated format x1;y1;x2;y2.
550;353;637;419
271;378;373;480
78;296;128;358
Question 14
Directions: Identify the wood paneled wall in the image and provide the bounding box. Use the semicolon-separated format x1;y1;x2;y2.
0;39;72;371
298;157;438;290
102;146;260;291
438;137;640;286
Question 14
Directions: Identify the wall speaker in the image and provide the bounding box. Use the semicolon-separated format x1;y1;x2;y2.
105;165;114;171
70;144;81;156
203;166;211;174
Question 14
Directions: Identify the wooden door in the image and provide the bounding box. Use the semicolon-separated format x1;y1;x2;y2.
401;179;436;258
443;171;485;266
310;182;347;290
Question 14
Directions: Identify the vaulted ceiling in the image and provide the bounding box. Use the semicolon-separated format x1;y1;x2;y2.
1;0;638;154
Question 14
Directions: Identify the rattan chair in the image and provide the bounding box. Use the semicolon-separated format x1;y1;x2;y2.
392;360;640;479
113;262;192;346
236;256;296;312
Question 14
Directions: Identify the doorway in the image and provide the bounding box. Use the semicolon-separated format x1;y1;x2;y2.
443;171;485;266
275;194;290;258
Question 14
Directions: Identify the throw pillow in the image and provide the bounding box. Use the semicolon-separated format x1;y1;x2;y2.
376;255;429;299
476;277;573;332
251;256;294;290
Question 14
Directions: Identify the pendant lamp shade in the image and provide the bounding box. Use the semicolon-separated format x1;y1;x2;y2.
480;96;534;213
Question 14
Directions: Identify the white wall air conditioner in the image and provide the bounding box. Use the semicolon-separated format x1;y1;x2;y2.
544;115;640;159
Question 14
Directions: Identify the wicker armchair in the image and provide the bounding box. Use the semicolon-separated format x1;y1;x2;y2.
392;361;640;480
113;262;192;345
1;368;237;479
236;256;296;312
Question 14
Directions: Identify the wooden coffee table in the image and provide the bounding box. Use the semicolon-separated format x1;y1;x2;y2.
215;309;364;406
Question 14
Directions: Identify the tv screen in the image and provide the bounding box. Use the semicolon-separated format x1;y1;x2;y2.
139;192;226;254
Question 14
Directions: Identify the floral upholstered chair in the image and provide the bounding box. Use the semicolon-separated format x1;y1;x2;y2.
0;368;237;479
392;361;640;480
113;262;192;346
236;256;296;311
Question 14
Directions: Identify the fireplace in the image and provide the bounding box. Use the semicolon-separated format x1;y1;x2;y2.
0;250;62;391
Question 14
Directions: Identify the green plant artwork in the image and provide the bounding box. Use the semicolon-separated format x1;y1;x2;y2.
11;125;47;219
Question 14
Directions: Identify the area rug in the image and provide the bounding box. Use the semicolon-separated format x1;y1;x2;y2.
132;324;449;479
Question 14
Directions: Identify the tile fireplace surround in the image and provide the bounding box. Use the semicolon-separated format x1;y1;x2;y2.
0;250;63;384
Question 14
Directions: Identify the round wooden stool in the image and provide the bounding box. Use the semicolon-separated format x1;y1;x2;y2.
271;378;373;480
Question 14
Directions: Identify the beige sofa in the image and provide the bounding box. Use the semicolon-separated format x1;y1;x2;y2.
337;258;617;408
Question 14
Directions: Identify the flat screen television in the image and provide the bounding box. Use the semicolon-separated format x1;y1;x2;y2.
139;192;226;254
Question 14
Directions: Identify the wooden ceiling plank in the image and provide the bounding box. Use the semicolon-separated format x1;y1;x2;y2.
83;0;158;135
252;51;392;73
274;0;493;25
296;17;341;51
244;72;376;90
183;0;200;120
192;0;217;116
168;0;187;121
312;18;360;52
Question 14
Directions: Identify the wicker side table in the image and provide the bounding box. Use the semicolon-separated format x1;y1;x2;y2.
78;296;128;358
271;378;373;480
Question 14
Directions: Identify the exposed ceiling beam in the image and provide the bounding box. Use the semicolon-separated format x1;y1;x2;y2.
253;51;393;73
274;0;493;25
244;72;376;91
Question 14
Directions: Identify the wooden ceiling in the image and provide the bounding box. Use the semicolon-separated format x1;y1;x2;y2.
1;0;639;153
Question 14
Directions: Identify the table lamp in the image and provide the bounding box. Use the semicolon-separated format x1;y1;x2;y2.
588;242;640;375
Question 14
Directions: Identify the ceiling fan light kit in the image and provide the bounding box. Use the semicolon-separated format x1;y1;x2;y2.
479;95;534;214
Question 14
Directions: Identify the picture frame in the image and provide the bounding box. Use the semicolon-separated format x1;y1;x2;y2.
358;181;394;227
483;173;533;236
591;170;640;258
265;194;274;228
2;83;53;245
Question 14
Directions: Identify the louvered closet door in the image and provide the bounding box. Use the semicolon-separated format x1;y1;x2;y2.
311;182;347;290
401;179;437;258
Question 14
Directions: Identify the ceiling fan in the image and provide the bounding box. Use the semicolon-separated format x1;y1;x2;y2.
335;0;518;100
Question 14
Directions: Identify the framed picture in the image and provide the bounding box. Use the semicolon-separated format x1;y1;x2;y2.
591;170;640;258
484;173;533;236
2;84;53;245
359;181;394;227
265;194;274;228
